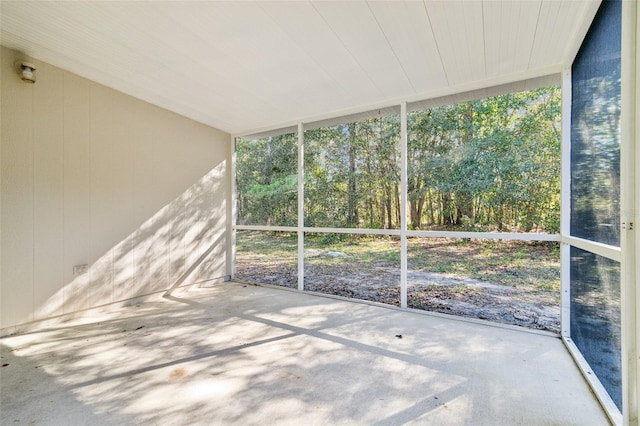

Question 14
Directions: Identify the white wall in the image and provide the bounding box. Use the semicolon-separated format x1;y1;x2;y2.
0;46;231;332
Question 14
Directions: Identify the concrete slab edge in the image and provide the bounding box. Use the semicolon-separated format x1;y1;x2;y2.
230;279;560;339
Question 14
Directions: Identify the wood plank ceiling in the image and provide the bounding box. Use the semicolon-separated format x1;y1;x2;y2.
0;1;599;135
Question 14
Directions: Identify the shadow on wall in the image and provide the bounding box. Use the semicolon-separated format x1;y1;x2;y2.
33;161;228;325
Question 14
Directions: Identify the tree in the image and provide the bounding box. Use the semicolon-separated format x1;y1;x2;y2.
408;86;561;232
236;133;297;226
236;86;561;234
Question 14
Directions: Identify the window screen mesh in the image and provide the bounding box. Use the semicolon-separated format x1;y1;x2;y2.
570;246;621;409
236;133;298;226
570;0;621;247
570;0;622;411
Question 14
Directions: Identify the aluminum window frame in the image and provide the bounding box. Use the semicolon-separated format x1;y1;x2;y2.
231;31;638;420
557;0;637;423
233;84;564;308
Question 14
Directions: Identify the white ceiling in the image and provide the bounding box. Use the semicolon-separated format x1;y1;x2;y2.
0;1;599;136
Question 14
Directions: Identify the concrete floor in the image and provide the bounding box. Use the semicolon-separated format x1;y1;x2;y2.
1;282;608;425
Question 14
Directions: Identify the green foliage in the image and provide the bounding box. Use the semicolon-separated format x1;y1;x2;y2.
571;71;620;244
236;133;298;226
304;115;401;229
245;174;297;199
408;86;561;233
236;87;561;234
235;231;297;256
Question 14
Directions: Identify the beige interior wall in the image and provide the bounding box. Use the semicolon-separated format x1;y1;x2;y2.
0;46;230;332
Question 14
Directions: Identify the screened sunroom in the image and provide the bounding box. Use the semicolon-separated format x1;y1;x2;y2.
1;1;638;425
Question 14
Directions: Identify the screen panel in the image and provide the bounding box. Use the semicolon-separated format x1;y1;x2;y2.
304;113;401;229
408;238;560;331
407;88;560;233
235;230;297;288
568;0;623;413
570;0;621;247
570;246;621;410
304;233;400;306
236;132;298;227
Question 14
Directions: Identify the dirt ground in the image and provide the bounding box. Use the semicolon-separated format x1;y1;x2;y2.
235;256;560;333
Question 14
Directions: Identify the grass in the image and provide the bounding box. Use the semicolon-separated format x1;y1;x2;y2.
534;281;559;292
236;231;560;294
235;231;298;263
408;238;560;291
235;231;561;331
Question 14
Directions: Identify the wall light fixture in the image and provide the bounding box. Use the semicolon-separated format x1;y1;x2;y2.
15;61;36;83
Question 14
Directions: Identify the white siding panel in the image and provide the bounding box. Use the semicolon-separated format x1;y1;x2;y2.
32;61;64;320
425;1;486;86
150;2;294;115
484;1;541;78
178;118;227;286
175;121;208;287
88;83;115;305
529;1;594;69
260;1;379;107
147;115;175;292
192;171;227;283
110;93;142;301
134;215;159;296
1;46;230;332
169;197;187;288
131;102;157;297
62;72;92;313
529;1;563;68
171;3;287;129
312;1;414;97
368;1;448;93
94;2;255;129
0;50;35;327
210;3;319;108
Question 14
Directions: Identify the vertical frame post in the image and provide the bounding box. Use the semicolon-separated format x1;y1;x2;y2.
636;0;640;416
298;123;305;291
621;0;638;422
400;102;408;308
560;67;572;339
229;135;237;279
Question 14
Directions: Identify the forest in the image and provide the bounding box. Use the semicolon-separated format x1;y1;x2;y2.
236;86;561;233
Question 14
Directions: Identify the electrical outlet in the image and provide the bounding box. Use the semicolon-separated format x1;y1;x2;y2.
73;264;89;276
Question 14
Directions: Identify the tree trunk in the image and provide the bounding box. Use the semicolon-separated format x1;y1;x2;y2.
428;189;435;225
366;149;374;228
410;196;425;229
455;193;474;225
347;123;358;227
442;192;454;225
385;189;393;229
394;182;400;228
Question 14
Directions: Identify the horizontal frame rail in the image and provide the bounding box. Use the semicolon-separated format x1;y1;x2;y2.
235;224;560;241
561;235;622;262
